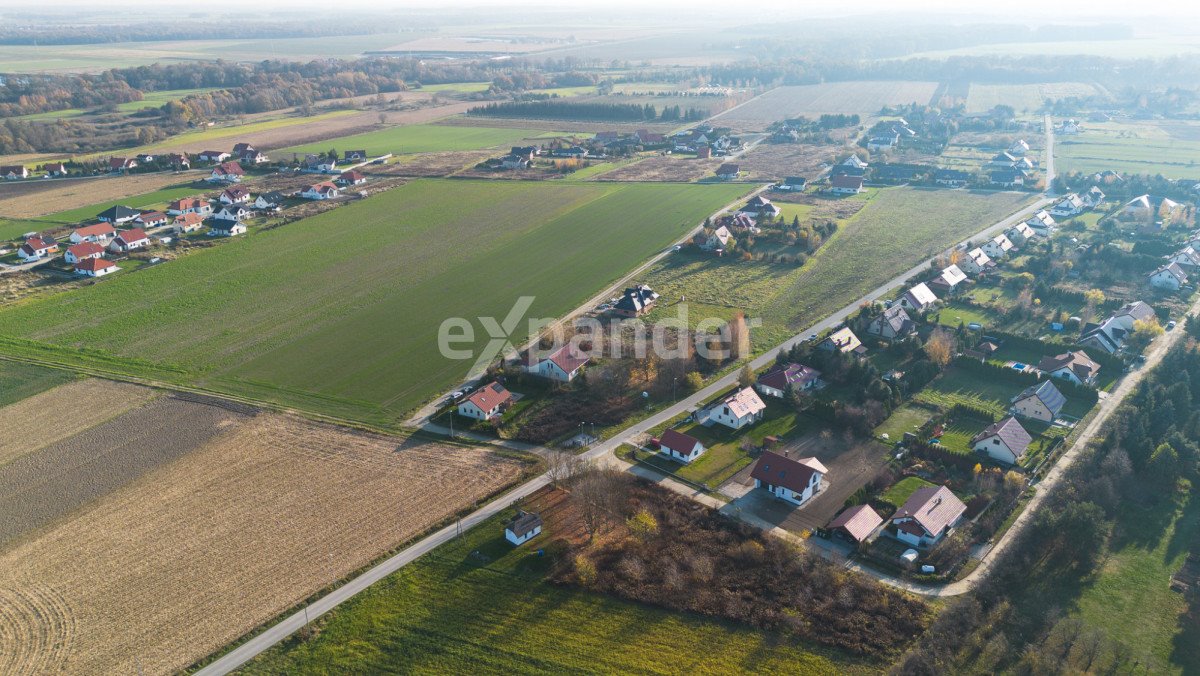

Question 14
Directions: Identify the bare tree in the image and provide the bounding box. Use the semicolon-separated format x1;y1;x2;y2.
546;450;583;488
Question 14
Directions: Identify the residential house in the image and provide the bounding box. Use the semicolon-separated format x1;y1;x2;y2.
828;504;884;543
137;210;168;228
828;174;865;194
238;148;269;164
1037;350;1101;386
302;154;338;173
1025;209;1057;236
971;416;1033;465
703;225;733;251
1006;221;1036;247
872;164;921;183
831;164;866;178
739;195;781;219
1080;300;1157;354
900;282;939;313
1011;380;1067;423
612;285;659;318
989;168;1028;187
165;153;190;170
500;154;530;170
1009;139;1030;156
207;218;246;237
213;205;250;221
929;265;969;295
17;237;58;261
867;135;899;152
254;192;286;211
1;165;30;179
1167;246;1200;270
65;241;106;264
337;170;367;186
751;451;828;506
220;186;251;204
843;155;869;170
715;163;740;180
457;381;513;420
69;223;116;244
300;182;339;200
107;157;137;172
959;247;994;275
1058;119;1082;135
504;511;542;546
755;362;821;398
934;169;970;187
703;387;767;430
208;161;244;183
172;212;205;234
818;327;866;356
988;151;1018;168
74;257;117;277
1049;193;1085;218
658;428;706;464
1149;262;1188;291
108;228;150;252
981;233;1015;260
45;162;69;176
522;344;589;382
1082;185;1106;208
777;176;807;192
96;205;140;224
343;150;368;162
167;197;212;216
1123;194;1182;223
198;150;231;163
868;305;916;340
890;485;967;548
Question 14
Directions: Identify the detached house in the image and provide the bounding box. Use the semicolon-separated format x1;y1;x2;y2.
208;218;246;237
254;192;286;210
981;233;1014;260
343;150;369;162
891;485;967;548
172;212;205;234
17;237;58;261
777;176;807;192
828;174;865;195
739;195;780;219
703;387;766;430
74;257;117;277
1049;193;1085;218
989;168;1028;187
1149;262;1188;291
868;305;916;340
108;228;150;253
136;210;168;228
303;154;338;173
213;205;250;221
167;197;212;217
1025;209;1057;236
97;205;140;224
971;416;1033;465
703;225;733;251
2;165;30;179
337;170;367;186
900;283;939;313
751;451;828;507
1080;300;1157;354
818;327;866;356
522;344;589;382
198;150;231;163
1011;380;1066;423
612;285;659;318
959;247;994;275
658;429;706;464
715;163;740;180
1167;246;1200;270
300;182;339;200
755;362;821;398
1009;139;1030;156
69;223;116;244
929;265;968;295
504;511;542;546
220;186;251;204
1006;222;1036;247
1082;185;1106;208
457;381;513;420
1037;350;1101;386
208;161;244;183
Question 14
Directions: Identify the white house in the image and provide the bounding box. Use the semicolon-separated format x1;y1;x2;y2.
971;416;1033;465
504;511;542;546
829;175;865;194
173;213;205;234
1082;186;1106;208
981;233;1014;260
198;150;231;163
703;225;733;251
220;186;251;204
959;247;994;275
900;283;939;313
1025;209;1057;236
208;218;246;237
17;237;58;261
1080;300;1157;354
300;182;339;200
2;165;30;179
522;344;589;382
167;197;212;217
74;257;117;277
929;265;969;295
213;205;250;221
457;381;513;420
1009;139;1030;156
1006;222;1036;247
777;176;807;192
108;228;150;253
659;428;706;464
1166;247;1200;270
69;223;117;244
867;305;916;340
891;485;967;548
64;241;105;264
755;362;821;398
1049;194;1085;218
843;155;868;170
739;195;780;219
1011;381;1067;423
1149;262;1188;291
207;161;244;183
751;451;828;506
703;387;766;430
867;134;899;152
1037;350;1100;386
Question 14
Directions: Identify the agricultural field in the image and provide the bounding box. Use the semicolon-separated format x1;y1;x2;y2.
279;123;551;157
0;381;530;675
964;82;1103;114
0;179;750;424
0;172;195;220
1055;120;1200;179
241;492;873;675
712;82;940;131
900;36;1200;60
0;360;76;408
15;88;226;121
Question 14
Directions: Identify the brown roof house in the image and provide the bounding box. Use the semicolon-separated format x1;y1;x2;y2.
828;504;884;543
457;382;513;421
971;416;1033;465
755;362;821;399
521;344;589;382
890;485;967;548
658;428;706;464
504;511;543;546
1037;350;1100;387
751;451;828;507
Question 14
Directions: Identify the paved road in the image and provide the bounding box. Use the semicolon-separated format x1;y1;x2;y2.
1044;113;1056;191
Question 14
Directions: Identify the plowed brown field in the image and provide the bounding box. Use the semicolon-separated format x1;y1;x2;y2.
0;393;526;675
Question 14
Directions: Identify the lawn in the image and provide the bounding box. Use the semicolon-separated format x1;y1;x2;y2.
279;124;550;156
935;301;997;330
874;403;934;441
879;476;936;509
0;180;749;424
666;402;811;488
238;505;871;675
913;367;1021;417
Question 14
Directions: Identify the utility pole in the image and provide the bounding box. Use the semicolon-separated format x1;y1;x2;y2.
673;376;678;403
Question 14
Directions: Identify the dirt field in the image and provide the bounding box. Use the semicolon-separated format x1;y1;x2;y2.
434;116;679;135
593;154;720;182
734;143;845;182
375;150;496;177
712;82;940;132
0;173;193;219
0;391;528;675
0;379;154;469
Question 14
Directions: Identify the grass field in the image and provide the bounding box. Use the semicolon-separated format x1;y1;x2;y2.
0;360;76;408
914;367;1094;420
0;180;748;423
28;184;206;226
1056;120;1200;179
879;476;937;508
964;82;1102;114
279;123;550;156
712;81;939;129
240;500;871;675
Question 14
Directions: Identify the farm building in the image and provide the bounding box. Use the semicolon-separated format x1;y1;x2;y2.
658;428;706;464
1011;381;1066;423
521;344;589;382
457;382;513;420
971;416;1033;465
828;504;884;543
702;387;766;430
890;485;967;548
755;362;821;399
750;451;828;507
504;511;543;546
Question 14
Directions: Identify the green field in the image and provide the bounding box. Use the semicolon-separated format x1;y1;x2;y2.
964;82;1101;114
879;476;936;508
0;360;76;407
240;506;870;674
280;124;551;157
0;180;748;423
1056;121;1200;179
662;403;812;488
13;185;208;228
